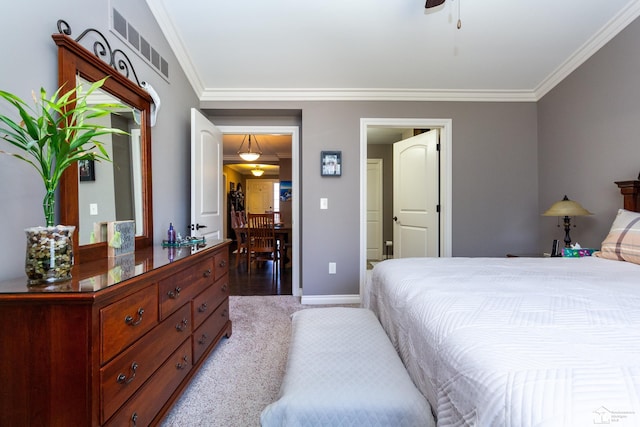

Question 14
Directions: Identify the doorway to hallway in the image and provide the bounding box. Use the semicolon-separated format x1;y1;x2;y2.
359;118;452;295
220;125;300;297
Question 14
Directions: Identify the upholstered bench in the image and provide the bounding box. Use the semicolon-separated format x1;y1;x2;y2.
260;307;435;427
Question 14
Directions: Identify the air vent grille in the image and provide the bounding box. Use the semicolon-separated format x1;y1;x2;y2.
112;8;169;81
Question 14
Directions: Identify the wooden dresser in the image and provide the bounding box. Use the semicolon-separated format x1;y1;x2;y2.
0;240;231;426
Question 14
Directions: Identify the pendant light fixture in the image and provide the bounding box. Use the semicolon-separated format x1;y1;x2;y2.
251;165;265;177
237;134;262;162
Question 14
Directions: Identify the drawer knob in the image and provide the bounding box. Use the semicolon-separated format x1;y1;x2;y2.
198;334;208;345
124;308;145;326
176;355;189;370
203;268;212;278
222;309;228;319
221;284;228;292
167;286;182;299
116;362;138;385
219;259;227;267
198;302;208;313
176;318;189;332
131;412;138;427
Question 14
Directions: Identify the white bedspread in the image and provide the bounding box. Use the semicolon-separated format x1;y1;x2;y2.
364;256;640;427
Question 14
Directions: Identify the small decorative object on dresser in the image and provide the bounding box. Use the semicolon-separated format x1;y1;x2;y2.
107;220;136;257
0;77;126;285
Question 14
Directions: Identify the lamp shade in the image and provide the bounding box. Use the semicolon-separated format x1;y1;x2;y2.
237;134;262;162
240;152;260;162
542;195;593;217
251;166;264;177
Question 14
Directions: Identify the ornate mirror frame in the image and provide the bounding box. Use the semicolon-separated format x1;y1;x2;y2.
54;21;153;262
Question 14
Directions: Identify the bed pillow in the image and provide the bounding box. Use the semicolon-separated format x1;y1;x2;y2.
596;208;640;264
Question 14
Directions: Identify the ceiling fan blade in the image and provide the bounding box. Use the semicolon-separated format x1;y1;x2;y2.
425;0;445;8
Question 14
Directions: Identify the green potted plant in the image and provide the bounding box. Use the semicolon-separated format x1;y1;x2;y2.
0;77;126;285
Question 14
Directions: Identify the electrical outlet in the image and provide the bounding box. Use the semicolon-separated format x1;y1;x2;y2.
320;198;328;210
89;203;98;216
329;262;336;274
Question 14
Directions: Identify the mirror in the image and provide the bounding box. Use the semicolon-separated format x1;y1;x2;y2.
76;78;144;246
54;30;153;262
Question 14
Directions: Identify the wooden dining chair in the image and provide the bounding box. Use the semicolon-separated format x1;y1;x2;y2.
231;209;248;268
247;212;277;275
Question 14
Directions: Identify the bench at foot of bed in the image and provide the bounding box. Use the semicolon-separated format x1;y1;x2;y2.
260;307;435;427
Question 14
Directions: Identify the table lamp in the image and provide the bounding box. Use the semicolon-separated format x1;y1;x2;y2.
542;195;593;248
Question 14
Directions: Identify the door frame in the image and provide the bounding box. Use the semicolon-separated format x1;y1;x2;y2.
219;125;300;297
359;118;452;296
367;158;384;261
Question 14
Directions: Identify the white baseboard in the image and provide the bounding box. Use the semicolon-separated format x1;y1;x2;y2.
300;294;361;305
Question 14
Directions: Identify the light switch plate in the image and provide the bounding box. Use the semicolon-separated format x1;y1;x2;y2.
320;198;328;210
329;262;336;274
89;203;98;216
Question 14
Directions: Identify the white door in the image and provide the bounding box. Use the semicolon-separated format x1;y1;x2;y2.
393;130;439;258
246;179;276;214
367;159;383;260
190;108;223;241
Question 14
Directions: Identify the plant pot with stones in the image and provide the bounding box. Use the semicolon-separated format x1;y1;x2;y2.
24;225;76;285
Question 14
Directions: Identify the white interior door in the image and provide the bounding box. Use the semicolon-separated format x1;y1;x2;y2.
190;108;223;241
393;130;439;258
367;159;383;260
246;179;276;214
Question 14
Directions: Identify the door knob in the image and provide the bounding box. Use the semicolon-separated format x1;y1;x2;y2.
191;223;208;230
393;216;398;222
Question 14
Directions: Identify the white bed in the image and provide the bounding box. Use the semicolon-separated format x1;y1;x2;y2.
364;255;640;426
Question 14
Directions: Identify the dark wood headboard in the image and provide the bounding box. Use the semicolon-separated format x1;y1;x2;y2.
616;180;640;212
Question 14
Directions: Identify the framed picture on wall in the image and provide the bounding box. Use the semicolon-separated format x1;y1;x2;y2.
321;151;342;177
79;159;95;182
280;180;292;201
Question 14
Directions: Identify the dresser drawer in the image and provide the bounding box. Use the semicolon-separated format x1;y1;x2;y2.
101;284;159;364
193;299;230;363
100;303;191;423
213;249;229;281
192;276;229;329
104;339;192;427
159;257;214;320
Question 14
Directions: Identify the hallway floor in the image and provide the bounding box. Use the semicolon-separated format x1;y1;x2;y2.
228;248;292;296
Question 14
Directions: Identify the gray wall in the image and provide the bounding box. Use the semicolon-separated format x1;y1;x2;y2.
0;1;199;280
538;16;640;251
202;100;539;296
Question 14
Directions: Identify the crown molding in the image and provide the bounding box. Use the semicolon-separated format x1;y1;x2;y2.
199;88;537;102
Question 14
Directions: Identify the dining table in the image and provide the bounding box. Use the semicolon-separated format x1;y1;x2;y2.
274;224;292;265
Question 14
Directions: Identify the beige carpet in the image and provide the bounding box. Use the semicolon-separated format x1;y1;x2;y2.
161;296;355;426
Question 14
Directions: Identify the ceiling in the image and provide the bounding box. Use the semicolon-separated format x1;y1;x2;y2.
147;0;640;102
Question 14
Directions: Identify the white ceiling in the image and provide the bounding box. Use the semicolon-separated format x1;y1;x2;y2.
147;0;640;102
